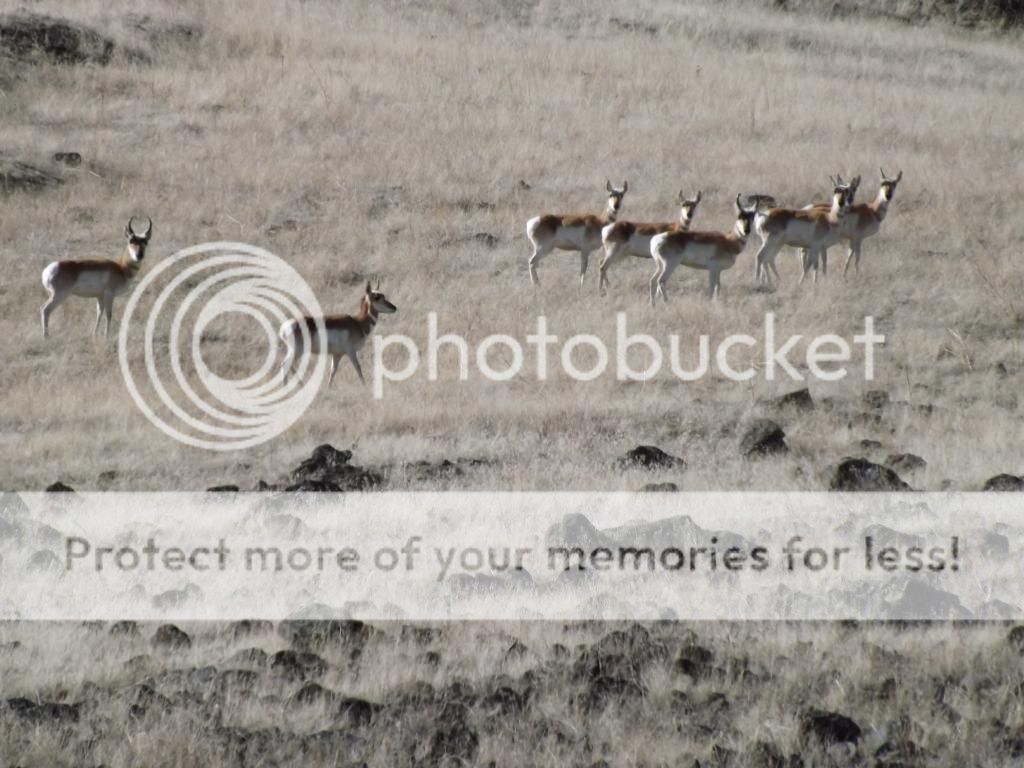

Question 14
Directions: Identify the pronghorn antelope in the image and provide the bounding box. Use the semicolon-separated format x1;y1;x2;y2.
798;174;861;277
279;281;397;386
753;179;850;286
597;190;702;296
649;194;761;304
835;168;903;276
40;217;152;338
526;180;628;286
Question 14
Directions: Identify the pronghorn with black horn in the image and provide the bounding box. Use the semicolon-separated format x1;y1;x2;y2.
648;194;762;304
40;217;152;338
279;280;397;386
835;168;903;276
598;190;702;296
798;173;861;278
753;178;851;286
526;180;628;286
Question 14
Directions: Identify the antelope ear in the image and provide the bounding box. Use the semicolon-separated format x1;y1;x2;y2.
694;190;702;203
606;179;612;193
895;170;903;182
734;193;743;214
365;280;372;294
621;180;628;193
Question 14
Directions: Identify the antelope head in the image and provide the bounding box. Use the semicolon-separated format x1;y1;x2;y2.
365;280;397;314
733;194;759;238
124;217;153;263
879;168;903;202
678;189;703;228
605;179;629;217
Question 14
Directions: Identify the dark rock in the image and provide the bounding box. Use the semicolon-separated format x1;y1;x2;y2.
641;482;679;492
575;675;646;713
217;669;261;693
400;625;441;646
0;13;114;64
278;618;372;654
863;390;890;409
150;624;191;650
227;647;269;668
799;709;862;745
336;696;378;727
675;643;715;678
418;650;442;668
481;686;528;716
206;484;240;492
229;619;274;641
983;474;1024;492
1008;626;1024;653
270;649;328;681
289;682;337;708
1;697;80;724
740;419;788;458
616;445;685;470
44;481;74;492
505;639;529;661
424;718;479;764
52;151;81;167
110;620;139;637
774;388;814;412
829;458;911;491
860;439;883;450
885;453;927;473
286;444;381;492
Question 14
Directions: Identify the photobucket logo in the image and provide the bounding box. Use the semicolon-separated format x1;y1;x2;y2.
118;242;327;451
371;313;885;398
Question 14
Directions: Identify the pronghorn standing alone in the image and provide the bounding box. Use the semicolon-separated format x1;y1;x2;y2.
598;190;702;296
753;179;850;286
526;180;628;286
279;281;397;386
649;194;761;304
40;217;152;338
836;168;903;276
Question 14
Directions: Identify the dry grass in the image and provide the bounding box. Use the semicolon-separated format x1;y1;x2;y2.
1;0;1022;491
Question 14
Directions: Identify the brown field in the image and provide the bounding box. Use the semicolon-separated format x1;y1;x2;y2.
2;0;1024;765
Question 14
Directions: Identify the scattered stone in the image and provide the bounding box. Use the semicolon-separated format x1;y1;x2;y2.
217;669;261;693
110;620;139;637
52;151;81;167
862;390;890;410
773;388;814;412
740;419;788;458
424;718;479;764
1;697;80;724
278;618;372;654
505;639;529;661
860;439;883;450
270;649;328;681
400;625;441;646
206;484;240;492
150;624;192;650
799;709;862;745
336;696;378;727
286;444;382;492
641;482;679;492
0;13;114;65
227;647;269;668
1007;626;1024;654
829;458;911;491
44;481;74;492
885;453;927;473
230;619;274;641
675;643;715;678
615;445;685;470
482;686;527;715
289;682;337;708
983;474;1024;492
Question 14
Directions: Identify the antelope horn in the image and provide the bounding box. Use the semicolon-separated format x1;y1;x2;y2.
140;217;152;240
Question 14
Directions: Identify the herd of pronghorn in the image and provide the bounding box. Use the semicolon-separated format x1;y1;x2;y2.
38;168;900;385
528;167;902;302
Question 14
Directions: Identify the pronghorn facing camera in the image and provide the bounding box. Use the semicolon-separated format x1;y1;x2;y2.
753;179;850;286
649;194;760;304
798;174;861;277
279;281;397;386
40;217;152;338
598;190;702;296
526;179;628;287
837;168;903;276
